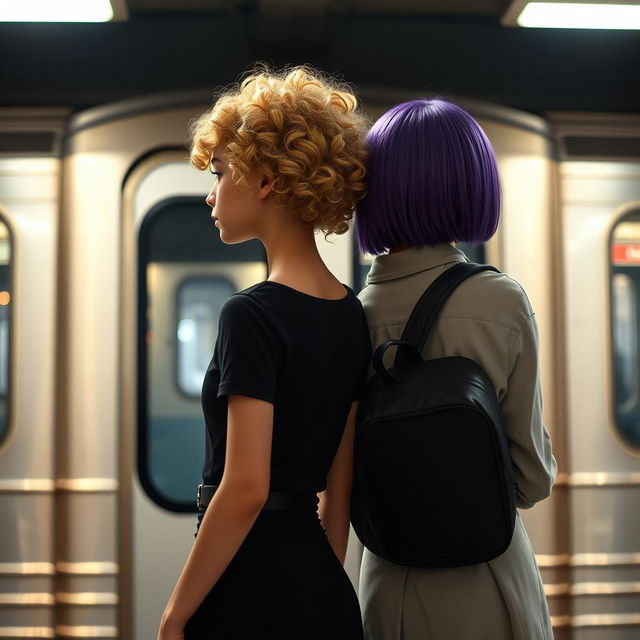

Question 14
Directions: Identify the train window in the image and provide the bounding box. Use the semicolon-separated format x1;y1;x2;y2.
138;197;266;511
176;276;235;397
0;217;11;445
456;242;485;264
610;211;640;450
612;274;638;410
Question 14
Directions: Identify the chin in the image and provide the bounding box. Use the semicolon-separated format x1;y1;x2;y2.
219;230;254;245
221;222;262;244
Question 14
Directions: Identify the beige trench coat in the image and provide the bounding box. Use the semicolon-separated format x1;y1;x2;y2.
356;243;557;640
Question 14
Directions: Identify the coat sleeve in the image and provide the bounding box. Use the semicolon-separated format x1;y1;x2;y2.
501;312;557;508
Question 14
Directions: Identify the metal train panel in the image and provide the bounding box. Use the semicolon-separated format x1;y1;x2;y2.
554;111;640;637
0;156;59;637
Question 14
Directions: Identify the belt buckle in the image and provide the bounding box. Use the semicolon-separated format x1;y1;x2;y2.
196;484;202;508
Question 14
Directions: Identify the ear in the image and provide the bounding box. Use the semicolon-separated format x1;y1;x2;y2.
256;172;274;201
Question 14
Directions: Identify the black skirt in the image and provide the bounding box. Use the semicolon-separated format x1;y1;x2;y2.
184;506;364;640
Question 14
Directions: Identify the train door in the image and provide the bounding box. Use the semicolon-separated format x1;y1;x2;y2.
121;147;358;638
552;112;640;639
120;152;267;639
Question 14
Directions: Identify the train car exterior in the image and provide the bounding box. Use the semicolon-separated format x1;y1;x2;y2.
548;112;640;639
0;108;71;638
0;91;637;639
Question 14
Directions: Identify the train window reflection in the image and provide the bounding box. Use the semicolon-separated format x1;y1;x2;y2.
610;211;640;450
0;217;11;445
176;276;235;397
612;274;638;410
138;197;266;512
456;242;485;264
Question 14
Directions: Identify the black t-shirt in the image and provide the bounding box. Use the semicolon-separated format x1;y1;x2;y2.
200;280;372;493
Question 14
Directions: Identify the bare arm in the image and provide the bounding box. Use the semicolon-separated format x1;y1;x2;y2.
158;395;273;633
317;401;358;564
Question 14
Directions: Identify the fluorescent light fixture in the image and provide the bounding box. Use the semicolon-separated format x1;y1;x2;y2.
0;0;128;22
502;1;640;29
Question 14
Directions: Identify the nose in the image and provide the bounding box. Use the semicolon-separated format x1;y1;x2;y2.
206;189;216;209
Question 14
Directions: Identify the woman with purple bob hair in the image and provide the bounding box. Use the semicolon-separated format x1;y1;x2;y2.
356;98;500;254
354;98;556;639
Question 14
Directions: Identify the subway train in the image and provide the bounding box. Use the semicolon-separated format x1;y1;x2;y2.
0;88;639;640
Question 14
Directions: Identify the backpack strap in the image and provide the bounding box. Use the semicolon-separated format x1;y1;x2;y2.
394;262;500;367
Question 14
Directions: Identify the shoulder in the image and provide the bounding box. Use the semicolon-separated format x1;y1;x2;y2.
219;289;274;331
440;269;536;335
221;281;279;315
220;291;261;317
358;266;535;331
461;269;534;317
220;284;282;344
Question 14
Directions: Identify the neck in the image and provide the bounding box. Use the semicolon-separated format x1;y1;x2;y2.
260;212;328;282
388;242;414;254
388;241;456;254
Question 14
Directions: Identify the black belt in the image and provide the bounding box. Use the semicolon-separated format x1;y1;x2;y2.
196;484;318;511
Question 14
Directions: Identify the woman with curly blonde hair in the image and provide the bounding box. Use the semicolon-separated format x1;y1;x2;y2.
156;63;371;640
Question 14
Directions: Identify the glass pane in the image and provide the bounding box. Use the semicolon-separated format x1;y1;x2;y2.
354;241;374;293
0;218;11;444
138;197;266;511
177;277;235;397
612;274;637;410
456;242;486;264
610;209;640;450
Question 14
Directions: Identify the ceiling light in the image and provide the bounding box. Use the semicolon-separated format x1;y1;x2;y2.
502;1;640;29
0;0;128;23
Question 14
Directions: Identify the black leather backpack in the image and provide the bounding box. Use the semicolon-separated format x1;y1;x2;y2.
351;262;517;568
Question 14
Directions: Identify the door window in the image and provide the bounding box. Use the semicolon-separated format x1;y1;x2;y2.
610;210;640;450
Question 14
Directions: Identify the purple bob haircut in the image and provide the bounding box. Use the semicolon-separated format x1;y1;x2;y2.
355;98;501;255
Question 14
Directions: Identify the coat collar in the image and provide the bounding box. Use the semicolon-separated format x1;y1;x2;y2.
365;243;469;284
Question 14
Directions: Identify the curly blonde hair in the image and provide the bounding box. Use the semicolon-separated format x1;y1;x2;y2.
189;63;369;236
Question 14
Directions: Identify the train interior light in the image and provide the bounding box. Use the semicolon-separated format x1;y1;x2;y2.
503;1;640;29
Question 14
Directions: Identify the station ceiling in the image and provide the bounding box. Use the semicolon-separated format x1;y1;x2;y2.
127;0;507;14
0;1;638;115
126;0;510;14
